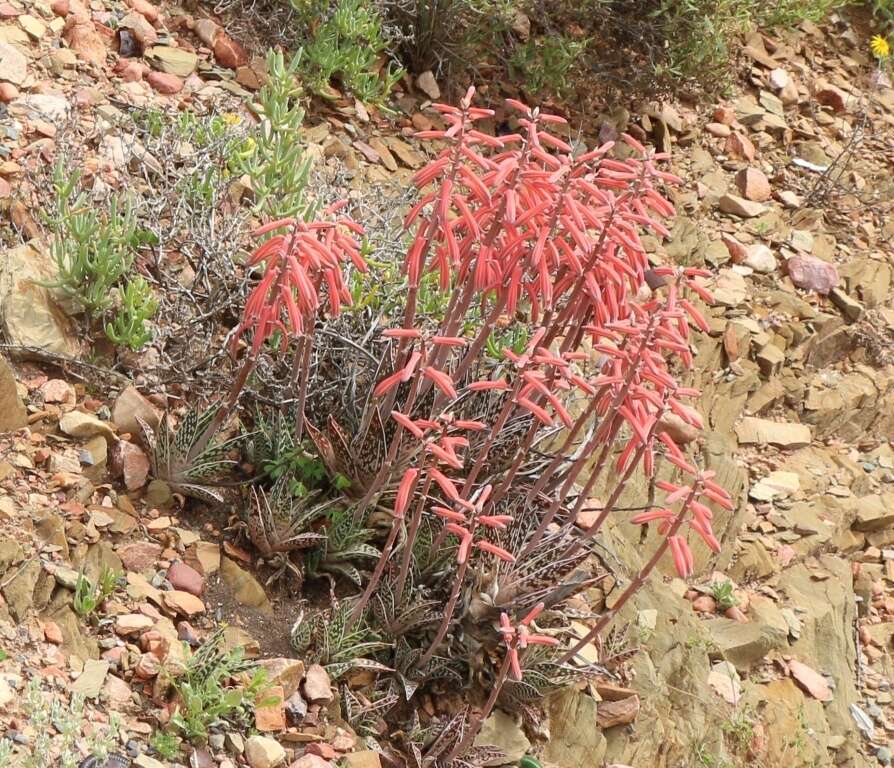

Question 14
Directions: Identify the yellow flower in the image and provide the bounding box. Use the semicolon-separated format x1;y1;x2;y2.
871;34;890;60
222;112;242;126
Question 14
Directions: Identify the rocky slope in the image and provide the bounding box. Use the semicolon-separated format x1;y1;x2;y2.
0;2;893;768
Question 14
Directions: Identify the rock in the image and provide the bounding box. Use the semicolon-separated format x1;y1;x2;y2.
213;32;248;69
135;757;166;768
0;42;27;85
415;70;440;100
255;685;286;731
725;132;755;161
829;288;863;322
63;14;106;66
146;45;198;77
60;410;116;441
19;14;46;38
167;561;204;596
103;674;132;704
194;18;219;46
259;658;306;698
707;660;742;704
162;590;205;616
786;254;839;294
51;0;69;15
0;82;17;102
750;470;799;501
596;695;640;728
788;659;832;702
853;493;894;532
118;541;162;571
244;735;286;768
220;556;272;613
0;243;80;356
42;620;63;644
124;0;158;22
302;664;332;704
656;412;698;444
814;81;849;112
542;688;606;768
718;194;767;218
735;167;771;202
71;659;110;698
111;440;150;490
706;616;787;671
118;11;157;50
290;757;331;768
474;709;530;764
735;417;811;448
2;559;39;620
341;752;380;768
194;541;221;574
146;71;183;94
41;378;75;403
115;613;154;635
0;356;26;433
743;244;776;273
705;122;731;137
134;651;161;678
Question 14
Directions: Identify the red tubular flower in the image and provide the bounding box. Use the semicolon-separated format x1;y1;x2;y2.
394;468;419;519
668;535;694;578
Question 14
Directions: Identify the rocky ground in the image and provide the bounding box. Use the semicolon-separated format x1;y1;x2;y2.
1;1;894;767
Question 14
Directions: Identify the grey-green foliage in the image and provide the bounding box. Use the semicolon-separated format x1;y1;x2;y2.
244;49;314;221
289;0;403;103
509;34;588;96
47;160;157;350
0;679;119;768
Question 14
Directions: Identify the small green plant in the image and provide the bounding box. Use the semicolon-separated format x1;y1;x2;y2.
47;161;156;350
0;648;7;662
509;34;587;96
293;0;404;103
167;627;271;744
243;50;314;221
721;708;755;753
149;730;182;761
73;566;120;617
105;276;158;351
709;580;738;612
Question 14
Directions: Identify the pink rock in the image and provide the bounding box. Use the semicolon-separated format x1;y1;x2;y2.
167;561;204;596
302;664;333;704
307;743;338;760
64;15;107;66
147;70;183;94
0;2;20;18
134;652;161;678
50;0;69;15
786;254;839;295
0;83;18;103
720;233;747;263
725;132;755;162
735;167;771;202
40;378;75;403
42;620;63;644
290;756;332;768
713;105;736;125
705;122;730;138
193;17;219;47
118;540;162;571
116;60;145;82
124;0;159;23
213;32;248;69
112;440;150;490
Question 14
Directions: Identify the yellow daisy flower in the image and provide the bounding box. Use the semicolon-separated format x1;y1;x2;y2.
222;112;242;126
871;34;890;60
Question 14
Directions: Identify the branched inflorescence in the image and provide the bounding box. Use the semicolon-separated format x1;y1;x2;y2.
148;87;733;763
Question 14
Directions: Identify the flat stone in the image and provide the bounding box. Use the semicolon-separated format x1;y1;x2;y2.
259;658;306;698
118;541;162;571
474;709;530;764
0;42;28;85
735;167;772;202
0;356;26;433
167;561;204;596
146;45;198;76
340;752;380;768
718;194;767;218
735;417;812;448
787;254;839;295
245;735;286;768
162;589;205;616
115;613;153;635
71;659;110;698
706;616;787;671
415;70;439;99
854;493;894;532
830;288;863;322
220;556;272;613
60;410;116;441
